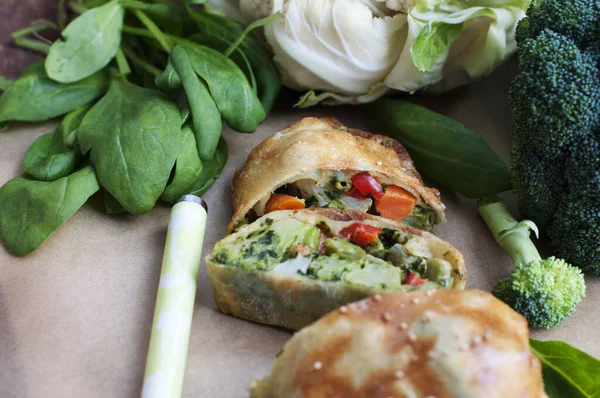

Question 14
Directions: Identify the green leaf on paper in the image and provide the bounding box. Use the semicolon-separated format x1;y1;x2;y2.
530;339;600;398
369;99;511;198
0;166;100;256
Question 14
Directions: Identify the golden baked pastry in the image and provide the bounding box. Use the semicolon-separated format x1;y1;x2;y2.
250;289;546;398
228;117;444;233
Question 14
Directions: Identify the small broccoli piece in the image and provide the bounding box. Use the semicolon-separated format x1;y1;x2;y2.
509;0;600;275
479;200;585;328
493;258;586;328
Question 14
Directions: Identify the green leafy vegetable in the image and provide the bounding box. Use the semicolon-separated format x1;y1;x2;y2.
0;62;108;123
78;77;181;214
170;45;221;160
0;76;13;91
0;166;100;256
369;99;511;198
183;44;265;134
23;129;83;181
530;339;600;398
104;190;127;214
187;11;280;113
45;0;124;83
11;20;55;55
0;0;275;256
189;135;228;197
161;124;203;204
155;57;190;125
58;104;92;147
131;9;173;53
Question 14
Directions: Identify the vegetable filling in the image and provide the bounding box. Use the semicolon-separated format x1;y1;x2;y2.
252;171;436;230
213;218;454;290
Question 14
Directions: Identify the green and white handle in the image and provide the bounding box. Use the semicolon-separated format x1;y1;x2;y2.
142;195;208;398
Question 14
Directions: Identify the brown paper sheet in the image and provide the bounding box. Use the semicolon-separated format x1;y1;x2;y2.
1;62;599;397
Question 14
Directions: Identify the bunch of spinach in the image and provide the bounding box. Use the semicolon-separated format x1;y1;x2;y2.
0;0;280;256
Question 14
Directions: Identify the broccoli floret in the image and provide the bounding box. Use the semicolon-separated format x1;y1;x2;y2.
509;29;600;155
509;0;600;275
549;198;600;275
516;0;600;48
511;145;563;230
479;200;585;328
493;258;585;328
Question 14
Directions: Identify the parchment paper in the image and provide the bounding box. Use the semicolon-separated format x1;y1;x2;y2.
1;62;599;397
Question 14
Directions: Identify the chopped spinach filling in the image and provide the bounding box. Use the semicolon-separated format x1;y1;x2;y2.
213;219;453;289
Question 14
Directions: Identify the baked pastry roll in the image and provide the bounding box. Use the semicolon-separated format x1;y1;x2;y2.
250;289;546;398
228;117;444;233
207;208;466;330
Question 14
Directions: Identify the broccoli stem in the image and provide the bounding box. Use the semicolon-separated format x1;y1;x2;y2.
478;200;542;266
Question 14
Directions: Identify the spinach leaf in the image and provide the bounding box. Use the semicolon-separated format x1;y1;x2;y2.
58;104;92;147
183;44;265;133
155;57;181;91
170;45;221;160
187;11;280;113
369;99;511;198
155;57;189;125
188;33;257;93
530;339;600;398
189;135;228;196
104;190;127;214
0;62;108;123
0;75;13;91
0;166;100;256
161;124;203;204
78;77;181;215
23;129;83;181
46;0;124;83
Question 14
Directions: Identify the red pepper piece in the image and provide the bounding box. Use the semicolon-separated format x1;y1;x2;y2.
339;223;383;247
347;186;367;200
406;272;428;286
350;172;384;200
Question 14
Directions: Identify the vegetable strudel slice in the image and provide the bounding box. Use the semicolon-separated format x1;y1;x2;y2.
228;117;444;233
208;208;466;330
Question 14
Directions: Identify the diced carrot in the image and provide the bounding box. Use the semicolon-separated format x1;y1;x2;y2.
375;185;416;221
265;193;305;213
